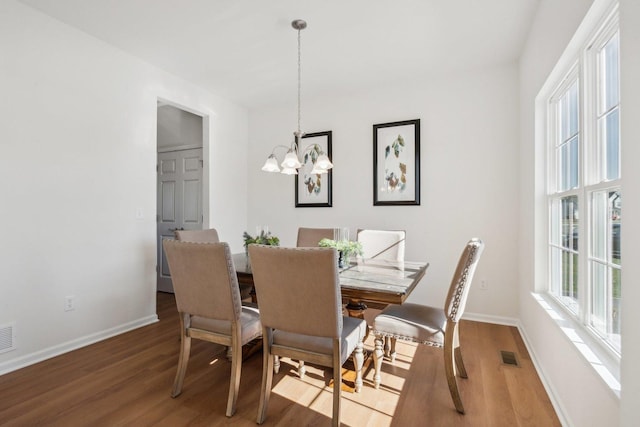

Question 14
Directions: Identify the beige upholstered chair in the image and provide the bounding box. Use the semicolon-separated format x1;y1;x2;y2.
371;238;484;414
175;228;220;243
162;240;261;417
296;227;335;247
356;229;406;261
248;245;366;427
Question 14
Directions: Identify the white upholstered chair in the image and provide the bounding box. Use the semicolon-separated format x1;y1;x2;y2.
175;228;220;243
356;229;406;261
371;238;484;414
296;227;335;247
248;245;366;427
162;240;261;417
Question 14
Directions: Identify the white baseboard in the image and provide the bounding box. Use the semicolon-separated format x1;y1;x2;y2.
462;311;519;326
0;315;158;376
461;311;569;426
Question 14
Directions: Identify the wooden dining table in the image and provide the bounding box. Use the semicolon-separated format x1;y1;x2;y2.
232;252;429;318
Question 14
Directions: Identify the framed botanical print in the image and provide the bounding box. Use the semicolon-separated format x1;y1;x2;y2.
295;131;333;207
373;119;420;206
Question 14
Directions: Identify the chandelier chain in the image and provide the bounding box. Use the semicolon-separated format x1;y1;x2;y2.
297;27;302;135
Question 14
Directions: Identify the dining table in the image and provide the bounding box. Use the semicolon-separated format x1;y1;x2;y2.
232;252;429;319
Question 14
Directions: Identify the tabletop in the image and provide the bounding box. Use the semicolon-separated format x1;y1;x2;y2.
232;252;428;307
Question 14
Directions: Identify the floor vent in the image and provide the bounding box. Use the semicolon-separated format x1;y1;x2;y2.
0;323;16;354
500;350;519;367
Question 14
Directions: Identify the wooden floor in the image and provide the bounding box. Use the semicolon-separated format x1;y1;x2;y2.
0;293;560;426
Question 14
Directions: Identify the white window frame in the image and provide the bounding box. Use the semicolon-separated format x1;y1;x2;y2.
542;1;621;387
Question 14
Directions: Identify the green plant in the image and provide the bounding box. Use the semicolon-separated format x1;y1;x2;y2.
318;238;363;257
243;230;280;248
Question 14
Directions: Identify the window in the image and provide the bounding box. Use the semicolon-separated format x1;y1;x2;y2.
547;12;621;354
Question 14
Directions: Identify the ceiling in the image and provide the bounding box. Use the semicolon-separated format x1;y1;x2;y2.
19;0;540;110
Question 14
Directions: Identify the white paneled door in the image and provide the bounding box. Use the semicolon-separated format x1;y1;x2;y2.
157;148;203;293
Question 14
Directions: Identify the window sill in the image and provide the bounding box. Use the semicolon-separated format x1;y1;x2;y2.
531;292;621;398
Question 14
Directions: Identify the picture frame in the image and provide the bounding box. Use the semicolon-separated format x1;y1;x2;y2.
373;119;420;206
295;131;333;208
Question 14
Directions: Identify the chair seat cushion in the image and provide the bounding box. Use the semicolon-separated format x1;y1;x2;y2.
372;303;447;347
190;306;262;345
273;316;366;363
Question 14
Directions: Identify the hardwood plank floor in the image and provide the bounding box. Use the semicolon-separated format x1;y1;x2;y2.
0;293;560;426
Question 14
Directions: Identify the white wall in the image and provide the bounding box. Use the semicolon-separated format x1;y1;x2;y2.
248;64;520;320
0;1;248;373
618;1;640;425
517;0;640;425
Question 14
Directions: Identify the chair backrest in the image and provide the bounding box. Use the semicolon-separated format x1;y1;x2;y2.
444;238;484;322
175;228;220;243
163;240;241;322
296;227;335;247
356;229;406;261
248;245;341;338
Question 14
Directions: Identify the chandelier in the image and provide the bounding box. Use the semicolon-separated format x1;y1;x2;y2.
261;19;333;175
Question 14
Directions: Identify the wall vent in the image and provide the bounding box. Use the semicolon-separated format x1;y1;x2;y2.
500;350;519;367
0;323;16;354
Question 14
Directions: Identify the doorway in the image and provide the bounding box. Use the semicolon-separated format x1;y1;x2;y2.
156;102;205;293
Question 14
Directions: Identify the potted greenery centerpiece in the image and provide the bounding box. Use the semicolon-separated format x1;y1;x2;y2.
243;230;280;254
318;238;363;268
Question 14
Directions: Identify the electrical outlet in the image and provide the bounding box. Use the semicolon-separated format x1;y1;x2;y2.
480;280;488;290
64;296;75;312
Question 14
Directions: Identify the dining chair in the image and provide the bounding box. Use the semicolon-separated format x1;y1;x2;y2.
296;227;335;247
162;240;262;417
356;229;406;261
175;228;220;243
248;245;366;427
371;238;484;414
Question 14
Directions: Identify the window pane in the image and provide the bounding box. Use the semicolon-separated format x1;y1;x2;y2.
565;251;578;300
561;196;579;251
559;138;579;191
604;108;620;180
550;199;561;245
601;33;619;112
591;191;607;260
570;136;579;188
612;266;621;335
589;190;621;352
610;191;621;265
551;196;579;311
561;81;579;140
557;79;579;192
591;261;607;331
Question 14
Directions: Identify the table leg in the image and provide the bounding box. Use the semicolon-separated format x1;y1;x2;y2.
345;299;367;319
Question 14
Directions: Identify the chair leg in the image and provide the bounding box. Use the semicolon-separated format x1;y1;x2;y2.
354;340;364;393
390;337;397;362
453;324;468;378
225;337;242;417
444;322;465;414
454;348;468;379
273;355;280;374
257;334;274;424
383;336;397;362
332;348;342;427
373;336;384;389
298;360;306;379
171;319;191;398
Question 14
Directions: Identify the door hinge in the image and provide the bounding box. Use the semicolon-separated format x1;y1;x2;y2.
155;265;159;273
200;160;204;168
